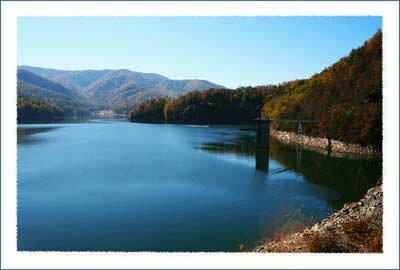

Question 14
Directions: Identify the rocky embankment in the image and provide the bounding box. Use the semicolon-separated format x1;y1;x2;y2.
271;130;379;157
254;183;383;253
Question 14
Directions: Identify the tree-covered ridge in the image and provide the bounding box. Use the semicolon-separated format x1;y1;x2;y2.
262;30;382;148
17;69;82;98
17;98;64;123
130;31;382;149
19;66;224;112
129;97;167;123
17;70;94;116
130;86;279;124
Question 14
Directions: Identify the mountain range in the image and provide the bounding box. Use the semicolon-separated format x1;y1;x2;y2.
17;66;224;114
17;69;94;115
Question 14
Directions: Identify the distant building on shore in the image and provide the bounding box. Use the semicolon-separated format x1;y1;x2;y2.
96;110;115;117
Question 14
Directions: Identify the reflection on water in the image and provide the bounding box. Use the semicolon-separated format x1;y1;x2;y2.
296;143;302;168
17;127;60;145
198;132;382;210
255;148;269;172
17;122;382;252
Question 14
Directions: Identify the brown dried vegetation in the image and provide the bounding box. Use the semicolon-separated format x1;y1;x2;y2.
255;184;383;253
304;219;382;253
307;233;347;253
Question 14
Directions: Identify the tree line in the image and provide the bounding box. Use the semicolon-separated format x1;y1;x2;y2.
17;98;64;123
130;86;279;124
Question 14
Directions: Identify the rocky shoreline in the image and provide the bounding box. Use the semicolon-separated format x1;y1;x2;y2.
254;182;383;253
270;129;379;157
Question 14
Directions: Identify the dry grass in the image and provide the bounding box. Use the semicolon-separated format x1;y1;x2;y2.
306;233;347;253
364;228;382;253
304;220;383;253
258;211;382;253
342;220;370;235
341;219;382;252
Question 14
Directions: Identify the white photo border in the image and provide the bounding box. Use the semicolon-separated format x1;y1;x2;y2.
1;1;399;269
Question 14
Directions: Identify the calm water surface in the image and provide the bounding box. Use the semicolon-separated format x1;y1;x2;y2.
17;120;381;251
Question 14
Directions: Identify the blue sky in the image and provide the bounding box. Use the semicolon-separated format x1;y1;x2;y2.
18;16;381;88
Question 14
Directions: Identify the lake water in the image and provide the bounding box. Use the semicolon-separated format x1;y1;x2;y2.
17;120;381;252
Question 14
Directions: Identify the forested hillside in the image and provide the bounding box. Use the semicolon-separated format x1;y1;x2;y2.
261;30;382;148
130;86;278;124
20;66;224;112
130;31;382;149
17;70;93;116
19;66;111;92
17;98;64;123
